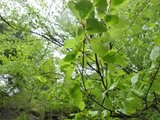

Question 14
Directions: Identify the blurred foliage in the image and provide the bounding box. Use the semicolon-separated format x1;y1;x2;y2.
0;0;160;120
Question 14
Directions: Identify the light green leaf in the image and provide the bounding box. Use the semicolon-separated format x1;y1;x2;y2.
90;37;109;56
64;39;76;48
35;76;47;83
150;46;160;61
68;1;80;19
64;66;74;81
150;62;156;69
78;101;85;110
131;74;139;84
108;80;119;91
105;15;119;25
75;113;85;120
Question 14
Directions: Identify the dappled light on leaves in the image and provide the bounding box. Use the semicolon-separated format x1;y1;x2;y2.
1;0;160;119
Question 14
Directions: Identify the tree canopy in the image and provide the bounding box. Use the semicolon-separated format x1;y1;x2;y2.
0;0;160;120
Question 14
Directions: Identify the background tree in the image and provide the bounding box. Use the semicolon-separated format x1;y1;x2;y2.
0;0;160;120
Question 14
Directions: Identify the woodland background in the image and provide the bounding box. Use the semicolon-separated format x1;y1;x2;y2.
0;0;160;119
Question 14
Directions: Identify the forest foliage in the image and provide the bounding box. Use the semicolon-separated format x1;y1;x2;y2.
0;0;160;120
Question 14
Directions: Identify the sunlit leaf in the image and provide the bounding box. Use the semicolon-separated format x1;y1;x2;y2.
64;39;76;48
78;101;85;110
131;74;139;84
108;80;119;91
150;46;160;61
68;1;80;19
105;15;119;25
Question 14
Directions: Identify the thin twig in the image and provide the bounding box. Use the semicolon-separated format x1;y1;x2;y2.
144;62;160;107
0;14;63;46
95;54;106;89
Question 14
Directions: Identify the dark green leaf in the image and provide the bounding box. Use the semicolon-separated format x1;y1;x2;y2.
75;0;93;19
94;0;107;18
111;0;125;5
104;97;112;109
151;80;160;94
86;18;107;34
68;0;93;20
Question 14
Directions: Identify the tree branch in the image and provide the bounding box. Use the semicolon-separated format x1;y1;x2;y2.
95;54;106;89
0;14;63;47
144;62;160;107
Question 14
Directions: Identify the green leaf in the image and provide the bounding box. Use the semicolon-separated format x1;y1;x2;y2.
64;65;74;81
78;101;85;110
150;46;160;61
103;50;126;65
94;0;107;18
68;1;80;19
75;113;85;120
75;0;93;19
64;39;76;48
69;83;85;110
90;37;109;56
64;52;77;62
68;0;93;20
76;27;85;39
131;74;139;84
151;80;160;94
104;97;112;109
108;80;119;91
103;51;116;63
125;92;143;113
105;15;119;25
59;59;71;70
35;76;47;83
86;18;107;34
154;33;160;46
111;0;125;6
70;83;81;98
115;54;127;66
